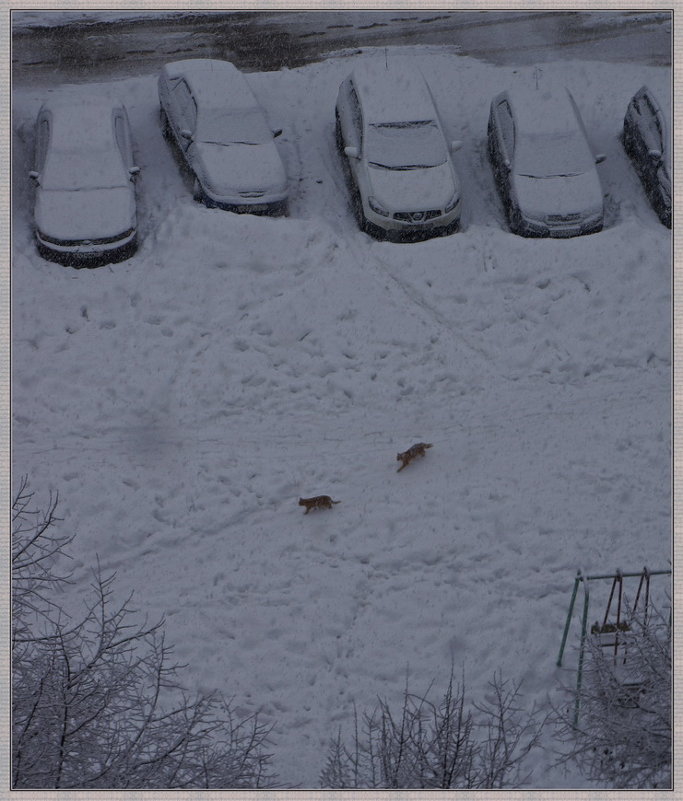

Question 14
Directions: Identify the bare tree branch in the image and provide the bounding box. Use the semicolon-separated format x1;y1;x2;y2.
12;481;279;789
320;668;543;789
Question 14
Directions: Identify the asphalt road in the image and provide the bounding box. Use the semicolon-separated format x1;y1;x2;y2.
11;9;672;87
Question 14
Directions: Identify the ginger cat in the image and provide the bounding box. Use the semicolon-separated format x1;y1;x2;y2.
298;495;341;514
396;442;432;472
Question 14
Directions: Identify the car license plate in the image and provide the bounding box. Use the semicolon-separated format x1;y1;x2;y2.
236;203;269;214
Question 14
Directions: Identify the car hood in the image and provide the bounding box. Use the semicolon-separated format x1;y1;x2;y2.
192;141;287;196
513;170;603;219
35;187;136;240
367;162;457;211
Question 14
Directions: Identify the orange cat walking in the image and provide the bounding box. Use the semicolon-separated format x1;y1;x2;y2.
396;442;432;472
298;495;341;514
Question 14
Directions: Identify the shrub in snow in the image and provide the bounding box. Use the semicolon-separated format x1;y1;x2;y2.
320;669;545;789
553;606;671;789
11;478;278;789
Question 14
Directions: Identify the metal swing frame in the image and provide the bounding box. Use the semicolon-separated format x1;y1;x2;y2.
556;566;671;726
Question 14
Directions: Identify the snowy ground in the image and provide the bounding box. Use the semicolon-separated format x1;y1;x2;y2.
11;41;671;790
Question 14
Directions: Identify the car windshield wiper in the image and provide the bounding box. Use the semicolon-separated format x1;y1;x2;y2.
202;139;260;146
518;171;582;179
45;184;128;192
368;162;431;170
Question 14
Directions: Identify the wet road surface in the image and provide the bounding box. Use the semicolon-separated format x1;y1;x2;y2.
12;9;671;87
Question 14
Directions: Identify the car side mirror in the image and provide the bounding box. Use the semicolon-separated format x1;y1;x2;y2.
594;153;606;165
180;129;193;140
29;170;40;183
129;166;141;179
648;148;662;163
272;128;283;138
503;158;511;171
344;145;359;159
450;140;463;153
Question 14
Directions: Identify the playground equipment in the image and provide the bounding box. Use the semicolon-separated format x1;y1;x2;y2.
557;567;671;725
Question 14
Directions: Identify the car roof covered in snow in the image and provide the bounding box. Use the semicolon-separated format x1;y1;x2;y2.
162;59;259;110
40;97;121;151
504;86;582;136
350;62;437;124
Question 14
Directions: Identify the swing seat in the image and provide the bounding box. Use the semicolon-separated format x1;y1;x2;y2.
590;620;631;636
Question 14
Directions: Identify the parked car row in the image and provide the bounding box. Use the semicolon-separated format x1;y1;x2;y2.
27;57;671;265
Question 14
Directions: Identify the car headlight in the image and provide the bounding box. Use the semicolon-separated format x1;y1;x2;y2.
368;196;390;218
444;193;460;214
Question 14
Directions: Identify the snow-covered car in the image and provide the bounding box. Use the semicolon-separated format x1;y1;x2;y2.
29;98;139;265
487;86;605;237
622;86;671;228
158;59;288;215
335;62;462;240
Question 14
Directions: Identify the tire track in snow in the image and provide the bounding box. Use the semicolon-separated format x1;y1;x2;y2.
316;182;499;379
366;246;499;372
310;134;502;373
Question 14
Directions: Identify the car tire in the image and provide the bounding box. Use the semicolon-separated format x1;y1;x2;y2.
441;219;459;236
193;178;204;203
335;112;344;153
487;123;495;158
160;108;171;139
622;122;634;156
507;202;525;236
351;190;370;233
653;189;671;228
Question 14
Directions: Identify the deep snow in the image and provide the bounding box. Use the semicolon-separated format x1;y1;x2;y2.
11;43;671;790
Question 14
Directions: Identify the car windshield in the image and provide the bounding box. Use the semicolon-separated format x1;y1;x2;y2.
41;144;127;191
515;132;593;178
196;108;272;146
365;121;447;170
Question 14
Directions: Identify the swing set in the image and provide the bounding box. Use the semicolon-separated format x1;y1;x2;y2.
556;566;671;725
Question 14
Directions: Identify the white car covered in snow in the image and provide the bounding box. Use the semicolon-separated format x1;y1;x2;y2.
30;98;139;265
158;59;288;215
623;86;671;228
487;86;605;237
335;62;462;240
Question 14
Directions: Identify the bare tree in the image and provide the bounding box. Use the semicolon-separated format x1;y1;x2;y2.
12;480;278;789
553;607;671;789
12;475;72;642
320;669;544;789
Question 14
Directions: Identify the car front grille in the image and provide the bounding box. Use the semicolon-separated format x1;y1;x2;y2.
394;209;442;223
39;229;135;247
546;213;582;224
